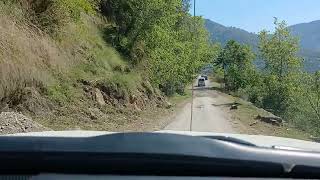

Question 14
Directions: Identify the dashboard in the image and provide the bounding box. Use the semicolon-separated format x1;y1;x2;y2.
0;133;320;179
0;175;314;180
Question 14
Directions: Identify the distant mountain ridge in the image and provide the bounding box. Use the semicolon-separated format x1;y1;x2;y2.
205;20;258;48
205;19;320;72
290;20;320;51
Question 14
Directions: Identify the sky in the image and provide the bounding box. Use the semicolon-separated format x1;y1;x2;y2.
189;0;320;33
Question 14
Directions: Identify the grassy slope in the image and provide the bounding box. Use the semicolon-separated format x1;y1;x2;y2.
0;2;166;132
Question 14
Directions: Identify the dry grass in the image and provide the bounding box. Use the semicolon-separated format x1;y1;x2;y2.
0;2;71;101
59;14;126;71
0;1;136;103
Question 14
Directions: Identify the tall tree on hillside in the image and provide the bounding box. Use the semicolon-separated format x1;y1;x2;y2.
216;40;255;91
101;0;215;95
259;18;302;79
258;18;302;114
101;0;176;62
147;15;214;95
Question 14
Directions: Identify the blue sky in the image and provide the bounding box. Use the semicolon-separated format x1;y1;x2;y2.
190;0;320;33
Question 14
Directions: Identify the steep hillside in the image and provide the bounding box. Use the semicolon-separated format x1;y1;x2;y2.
0;1;165;132
205;19;320;72
0;0;213;133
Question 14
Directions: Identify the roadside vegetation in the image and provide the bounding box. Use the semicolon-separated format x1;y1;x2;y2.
213;18;320;137
101;0;217;96
1;0;319;137
0;0;215;131
207;81;311;140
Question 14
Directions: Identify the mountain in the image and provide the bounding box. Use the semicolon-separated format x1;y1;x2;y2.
204;20;258;49
205;19;320;72
289;20;320;72
290;20;320;51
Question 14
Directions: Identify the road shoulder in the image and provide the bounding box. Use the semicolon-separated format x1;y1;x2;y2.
211;88;312;140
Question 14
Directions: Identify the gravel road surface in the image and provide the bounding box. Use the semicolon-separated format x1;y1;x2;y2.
165;80;236;133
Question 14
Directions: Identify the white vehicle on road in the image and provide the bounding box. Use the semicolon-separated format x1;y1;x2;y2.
198;77;206;87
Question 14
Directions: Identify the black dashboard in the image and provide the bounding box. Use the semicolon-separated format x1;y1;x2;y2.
0;133;320;179
0;174;316;180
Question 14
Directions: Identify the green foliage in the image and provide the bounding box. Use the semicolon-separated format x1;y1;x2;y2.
240;72;265;105
47;82;75;105
96;72;142;101
28;0;95;35
101;0;170;60
205;18;320;73
257;18;302;114
286;72;320;134
215;19;320;135
259;19;302;78
233;18;320;135
52;0;95;20
101;0;215;95
108;72;141;94
212;67;224;83
216;40;256;91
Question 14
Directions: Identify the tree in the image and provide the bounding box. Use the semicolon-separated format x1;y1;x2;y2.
101;0;168;61
147;15;214;95
285;71;320;134
258;18;302;114
216;40;255;91
259;19;301;79
101;0;215;95
303;71;320;121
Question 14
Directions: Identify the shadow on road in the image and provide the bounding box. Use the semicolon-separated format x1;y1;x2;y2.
209;86;225;92
189;86;213;91
212;102;241;107
188;86;226;92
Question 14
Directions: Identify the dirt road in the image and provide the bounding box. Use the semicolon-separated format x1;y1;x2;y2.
165;80;237;133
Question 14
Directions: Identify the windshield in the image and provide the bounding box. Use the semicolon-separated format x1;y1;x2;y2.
0;0;319;146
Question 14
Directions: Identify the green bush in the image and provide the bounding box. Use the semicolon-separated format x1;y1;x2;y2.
46;82;74;105
28;0;95;35
213;67;225;83
160;82;176;96
284;72;320;135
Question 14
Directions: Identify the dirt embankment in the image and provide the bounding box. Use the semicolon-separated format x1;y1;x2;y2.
0;79;173;134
